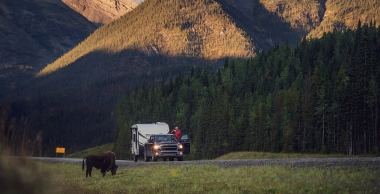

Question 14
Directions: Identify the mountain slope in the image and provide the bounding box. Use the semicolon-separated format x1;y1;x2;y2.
0;0;97;92
62;0;138;25
216;0;321;48
221;0;379;39
307;0;380;38
38;0;256;77
258;0;325;31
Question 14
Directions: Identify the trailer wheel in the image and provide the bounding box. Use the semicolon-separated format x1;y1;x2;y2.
144;152;150;162
133;155;138;162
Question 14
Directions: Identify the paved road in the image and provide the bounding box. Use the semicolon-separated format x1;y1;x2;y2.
31;157;380;169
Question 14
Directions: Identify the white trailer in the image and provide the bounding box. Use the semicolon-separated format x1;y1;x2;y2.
130;122;170;162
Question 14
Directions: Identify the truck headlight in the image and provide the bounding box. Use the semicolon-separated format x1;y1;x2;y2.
153;145;161;150
178;144;183;150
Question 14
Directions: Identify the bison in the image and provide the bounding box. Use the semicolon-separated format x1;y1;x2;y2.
82;151;118;178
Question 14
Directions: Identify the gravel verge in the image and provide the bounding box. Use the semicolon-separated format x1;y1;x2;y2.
29;157;380;169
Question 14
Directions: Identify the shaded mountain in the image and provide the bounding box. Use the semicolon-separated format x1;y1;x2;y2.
62;0;138;25
0;0;97;93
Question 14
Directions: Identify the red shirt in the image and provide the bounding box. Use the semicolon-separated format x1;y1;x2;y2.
174;129;181;140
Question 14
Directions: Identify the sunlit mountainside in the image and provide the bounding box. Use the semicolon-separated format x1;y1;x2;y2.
37;0;256;77
307;0;380;38
39;0;380;78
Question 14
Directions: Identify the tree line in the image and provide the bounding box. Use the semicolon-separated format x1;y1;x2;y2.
114;21;380;160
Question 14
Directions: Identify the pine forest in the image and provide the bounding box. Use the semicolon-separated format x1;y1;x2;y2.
114;21;380;160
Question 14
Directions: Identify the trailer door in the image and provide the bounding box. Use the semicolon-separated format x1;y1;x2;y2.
131;128;138;156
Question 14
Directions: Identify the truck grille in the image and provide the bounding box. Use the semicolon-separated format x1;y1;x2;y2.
161;145;177;150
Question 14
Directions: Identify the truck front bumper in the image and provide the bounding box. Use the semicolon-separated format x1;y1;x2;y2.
152;150;184;158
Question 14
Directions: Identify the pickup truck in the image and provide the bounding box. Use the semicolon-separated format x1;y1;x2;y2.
144;134;185;161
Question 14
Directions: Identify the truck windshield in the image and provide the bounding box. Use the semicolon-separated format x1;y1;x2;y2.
154;135;172;141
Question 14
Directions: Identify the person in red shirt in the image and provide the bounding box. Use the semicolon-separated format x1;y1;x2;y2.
171;126;181;141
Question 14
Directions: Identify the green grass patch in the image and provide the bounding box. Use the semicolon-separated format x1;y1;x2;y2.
41;162;380;194
215;151;373;160
66;143;114;158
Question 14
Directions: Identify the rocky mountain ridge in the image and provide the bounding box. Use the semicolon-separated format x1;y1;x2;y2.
62;0;138;25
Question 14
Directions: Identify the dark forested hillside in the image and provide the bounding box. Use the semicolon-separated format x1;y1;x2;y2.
114;22;380;159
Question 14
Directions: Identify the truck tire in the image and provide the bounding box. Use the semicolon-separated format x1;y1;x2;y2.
144;152;150;162
169;158;174;161
178;157;183;161
152;155;158;162
133;155;138;162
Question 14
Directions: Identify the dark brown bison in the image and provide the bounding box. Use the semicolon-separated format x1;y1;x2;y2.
82;151;118;178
